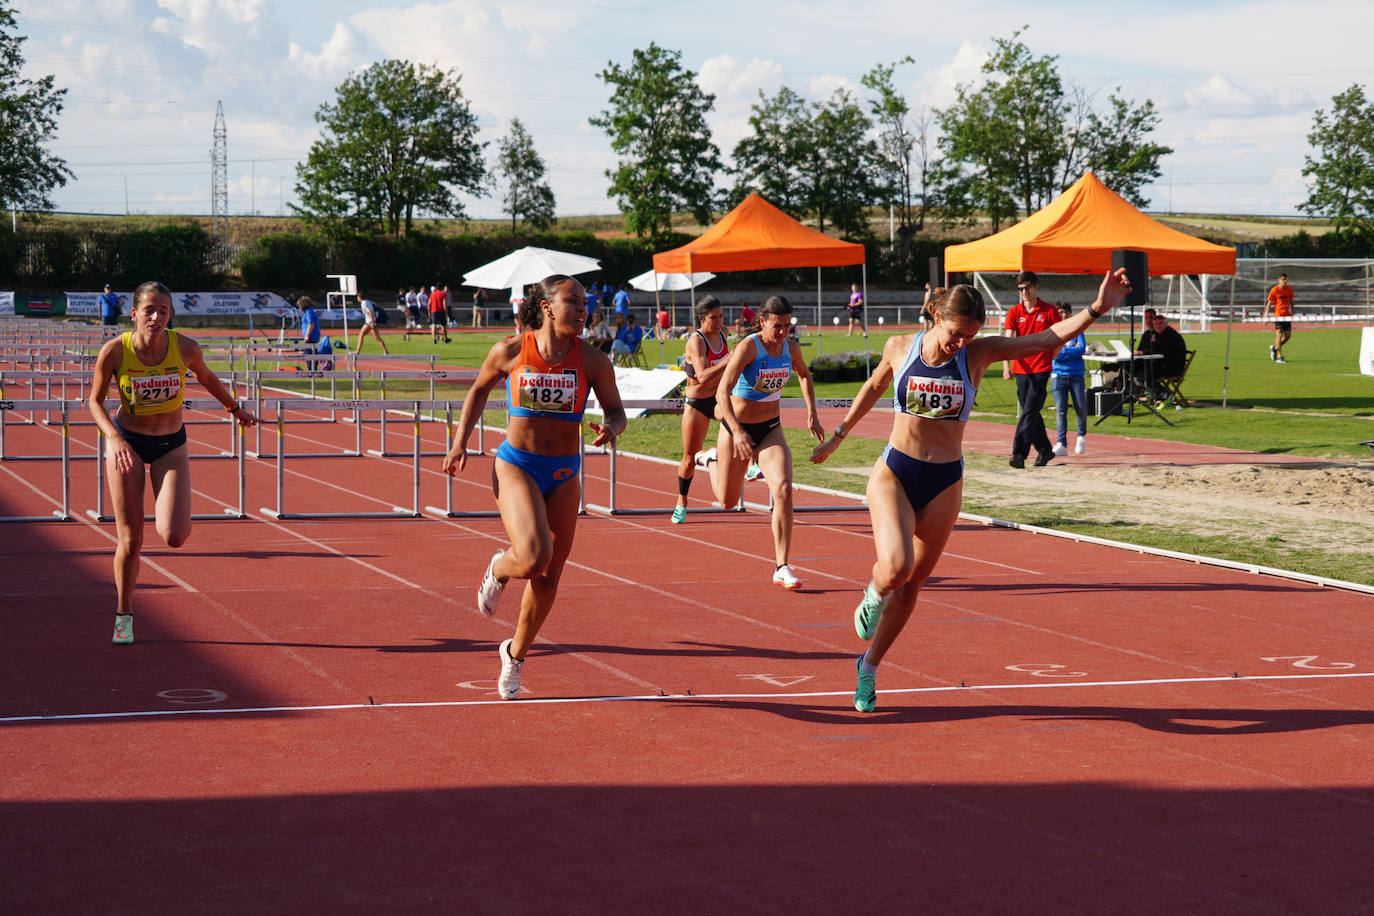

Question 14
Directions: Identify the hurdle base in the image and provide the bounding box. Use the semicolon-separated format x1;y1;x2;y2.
260;508;419;520
423;505;503;519
366;449;447;458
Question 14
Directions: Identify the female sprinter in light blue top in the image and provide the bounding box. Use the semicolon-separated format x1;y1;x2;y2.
710;294;825;590
442;275;626;700
810;269;1132;712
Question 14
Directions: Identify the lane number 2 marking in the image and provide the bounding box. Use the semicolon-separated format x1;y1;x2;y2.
1260;655;1356;670
1005;664;1088;678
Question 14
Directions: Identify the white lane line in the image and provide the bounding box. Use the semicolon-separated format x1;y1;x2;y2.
6;671;1370;724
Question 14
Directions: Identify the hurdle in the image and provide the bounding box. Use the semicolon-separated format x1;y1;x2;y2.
86;404;249;522
366;369;477;457
0;400;75;522
258;398;461;520
422;400;513;519
582;397;868;517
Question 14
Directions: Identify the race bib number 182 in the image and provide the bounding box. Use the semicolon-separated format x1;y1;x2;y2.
517;370;578;412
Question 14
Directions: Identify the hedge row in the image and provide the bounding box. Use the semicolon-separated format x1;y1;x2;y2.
0;225;222;289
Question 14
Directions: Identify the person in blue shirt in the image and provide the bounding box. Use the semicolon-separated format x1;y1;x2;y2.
611;312;643;364
585;284;600;319
99;284;122;330
612;284;631;319
1050;304;1088;456
299;296;320;347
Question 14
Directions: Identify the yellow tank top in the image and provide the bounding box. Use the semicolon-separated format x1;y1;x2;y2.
116;330;187;415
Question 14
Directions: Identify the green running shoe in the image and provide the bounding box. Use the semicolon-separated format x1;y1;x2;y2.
112;614;133;645
671;505;687;524
854;655;876;712
853;581;889;640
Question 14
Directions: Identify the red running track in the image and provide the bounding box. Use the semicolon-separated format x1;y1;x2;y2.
1;398;1372;914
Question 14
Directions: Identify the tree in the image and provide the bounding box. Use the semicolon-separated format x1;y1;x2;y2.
862;58;937;255
935;29;1169;229
591;43;721;239
496;118;556;233
732;86;883;237
0;5;73;216
1300;84;1374;230
294;59;485;237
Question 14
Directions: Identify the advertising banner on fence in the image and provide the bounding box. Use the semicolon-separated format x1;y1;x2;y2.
0;292;12;315
17;292;66;315
63;290;295;317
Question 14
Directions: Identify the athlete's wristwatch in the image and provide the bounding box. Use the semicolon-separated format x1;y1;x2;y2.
833;425;847;439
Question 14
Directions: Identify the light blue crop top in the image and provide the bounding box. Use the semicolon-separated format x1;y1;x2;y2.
730;334;791;402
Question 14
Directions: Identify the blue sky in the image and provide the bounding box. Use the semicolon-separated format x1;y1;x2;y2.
17;0;1374;220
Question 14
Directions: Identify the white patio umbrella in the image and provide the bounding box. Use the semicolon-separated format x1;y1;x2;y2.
462;246;601;291
626;269;716;291
628;269;717;329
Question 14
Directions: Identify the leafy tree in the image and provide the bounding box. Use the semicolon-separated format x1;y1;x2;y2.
730;86;812;217
294;59;485;237
0;5;73;216
936;29;1169;228
591;43;721;239
732;87;883;237
1300;84;1374;230
862;58;937;254
495;118;556;233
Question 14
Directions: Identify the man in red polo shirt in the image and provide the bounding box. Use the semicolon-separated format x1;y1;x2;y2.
1002;270;1062;467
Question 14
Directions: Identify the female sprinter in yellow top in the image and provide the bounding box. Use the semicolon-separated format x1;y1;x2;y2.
810;269;1131;711
88;281;258;644
442;275;626;699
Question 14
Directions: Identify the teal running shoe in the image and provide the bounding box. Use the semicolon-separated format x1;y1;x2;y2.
854;655;876;712
744;463;764;482
671;505;687;525
853;581;889;640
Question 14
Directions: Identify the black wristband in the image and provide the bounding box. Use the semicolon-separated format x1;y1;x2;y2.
1089;306;1107;319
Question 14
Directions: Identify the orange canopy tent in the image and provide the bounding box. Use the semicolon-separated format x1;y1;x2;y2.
943;172;1235;276
653;193;865;273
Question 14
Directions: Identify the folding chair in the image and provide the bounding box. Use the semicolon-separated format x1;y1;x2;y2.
1154;349;1195;408
616;340;648;368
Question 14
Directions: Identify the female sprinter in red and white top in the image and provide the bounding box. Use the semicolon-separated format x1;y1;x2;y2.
442;275;626;700
810;269;1131;712
672;295;731;525
88;281;258;645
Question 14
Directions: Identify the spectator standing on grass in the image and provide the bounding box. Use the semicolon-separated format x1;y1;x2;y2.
585;283;600;320
810;270;1131;712
613;283;631;322
299;296;320;350
846;283;866;337
1002;271;1062;468
1050;304;1087;456
429;284;450;343
1263;273;1294;363
99;283;121;332
397;288;412;328
472;287;487;328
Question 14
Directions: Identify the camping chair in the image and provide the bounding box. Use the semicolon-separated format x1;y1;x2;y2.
616;338;648;369
1153;349;1195;408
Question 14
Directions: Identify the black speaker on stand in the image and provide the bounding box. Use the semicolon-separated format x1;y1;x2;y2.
928;255;945;289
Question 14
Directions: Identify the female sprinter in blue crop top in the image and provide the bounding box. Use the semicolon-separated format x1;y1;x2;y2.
810;270;1132;712
442;275;626;700
710;294;825;591
88;280;258;646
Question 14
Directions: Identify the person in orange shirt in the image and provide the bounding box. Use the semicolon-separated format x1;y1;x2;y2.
1263;273;1294;363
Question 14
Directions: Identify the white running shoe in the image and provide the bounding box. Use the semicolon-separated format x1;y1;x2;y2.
112;614;133;645
772;564;802;590
693;447;718;469
476;550;506;617
1074;437;1086;455
498;638;523;699
1052;442;1068;457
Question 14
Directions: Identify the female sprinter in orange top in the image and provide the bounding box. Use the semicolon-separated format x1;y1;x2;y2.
442;275;626;699
810;269;1131;712
88;281;258;645
671;295;731;524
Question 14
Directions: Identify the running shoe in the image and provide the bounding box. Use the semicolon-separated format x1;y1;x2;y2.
498;638;523;699
772;564;802;590
671;505;687;525
1075;437;1087;455
853;581;890;640
1052;442;1068;457
693;447;717;469
1275;356;1287;364
112;614;133;645
854;655;877;713
744;463;764;481
1269;345;1277;361
476;550;506;617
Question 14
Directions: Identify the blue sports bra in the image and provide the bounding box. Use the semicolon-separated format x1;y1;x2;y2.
892;332;976;422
